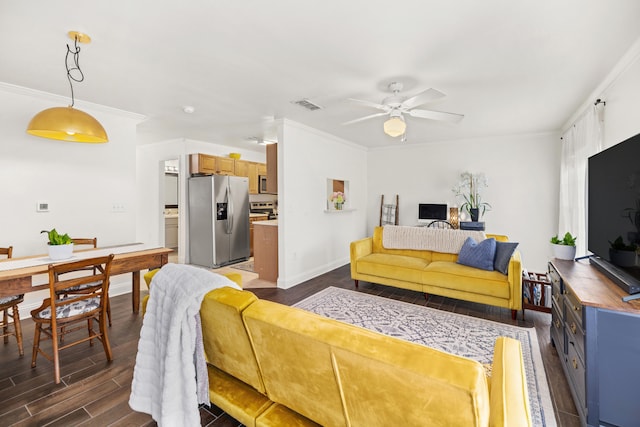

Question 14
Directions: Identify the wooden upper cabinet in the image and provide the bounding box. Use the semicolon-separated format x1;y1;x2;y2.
190;154;266;190
248;162;259;194
190;153;217;175
215;157;235;175
235;160;264;194
234;160;249;177
266;143;277;194
190;154;235;175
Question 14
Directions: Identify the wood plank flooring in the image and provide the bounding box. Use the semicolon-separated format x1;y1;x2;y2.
0;264;579;426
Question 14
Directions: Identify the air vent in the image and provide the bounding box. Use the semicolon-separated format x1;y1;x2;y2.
292;98;323;111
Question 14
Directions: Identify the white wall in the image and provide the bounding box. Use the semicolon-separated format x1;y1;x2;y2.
278;120;368;288
135;138;268;263
0;83;143;311
599;48;640;149
367;133;560;271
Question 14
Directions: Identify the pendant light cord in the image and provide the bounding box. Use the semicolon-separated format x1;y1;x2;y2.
65;36;85;108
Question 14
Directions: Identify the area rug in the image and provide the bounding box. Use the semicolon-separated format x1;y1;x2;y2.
231;260;254;272
294;287;556;427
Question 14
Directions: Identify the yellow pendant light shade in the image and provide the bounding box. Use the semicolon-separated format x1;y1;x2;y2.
27;106;108;143
26;31;108;143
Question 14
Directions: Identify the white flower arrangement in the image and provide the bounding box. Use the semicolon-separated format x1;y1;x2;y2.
452;172;491;218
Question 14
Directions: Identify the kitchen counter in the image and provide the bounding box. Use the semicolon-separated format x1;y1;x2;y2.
250;213;269;218
254;219;278;226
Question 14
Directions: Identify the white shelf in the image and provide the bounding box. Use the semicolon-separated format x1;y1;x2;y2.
324;208;355;213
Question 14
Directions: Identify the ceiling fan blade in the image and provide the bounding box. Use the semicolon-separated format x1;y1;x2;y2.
342;112;389;125
407;109;464;123
401;88;446;110
347;98;390;111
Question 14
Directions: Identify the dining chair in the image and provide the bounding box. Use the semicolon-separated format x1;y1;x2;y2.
71;237;97;248
427;220;453;229
31;254;114;384
0;246;24;357
55;237;111;326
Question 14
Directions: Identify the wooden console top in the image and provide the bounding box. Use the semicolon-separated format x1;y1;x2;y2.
551;258;640;314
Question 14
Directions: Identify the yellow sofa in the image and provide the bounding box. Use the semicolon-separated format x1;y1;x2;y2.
350;226;523;319
200;286;531;426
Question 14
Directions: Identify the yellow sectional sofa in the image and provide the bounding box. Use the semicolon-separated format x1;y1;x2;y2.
201;286;532;426
350;226;523;319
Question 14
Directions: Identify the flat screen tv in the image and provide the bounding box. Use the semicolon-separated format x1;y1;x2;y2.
588;132;640;294
418;203;447;222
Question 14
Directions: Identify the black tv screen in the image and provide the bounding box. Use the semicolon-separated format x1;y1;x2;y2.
418;203;447;221
588;132;640;284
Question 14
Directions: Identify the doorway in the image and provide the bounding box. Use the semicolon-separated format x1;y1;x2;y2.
162;159;180;263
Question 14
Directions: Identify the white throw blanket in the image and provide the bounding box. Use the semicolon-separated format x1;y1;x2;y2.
382;225;486;254
129;263;241;426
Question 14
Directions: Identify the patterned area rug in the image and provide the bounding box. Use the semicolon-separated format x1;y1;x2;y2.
231;260;254;272
294;287;556;427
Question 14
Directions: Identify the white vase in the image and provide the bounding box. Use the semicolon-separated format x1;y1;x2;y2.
48;243;74;260
551;244;576;261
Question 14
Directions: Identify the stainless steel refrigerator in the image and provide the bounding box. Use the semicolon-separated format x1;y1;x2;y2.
188;175;250;268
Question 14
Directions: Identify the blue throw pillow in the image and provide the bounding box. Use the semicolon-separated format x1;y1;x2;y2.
457;237;497;271
494;241;519;275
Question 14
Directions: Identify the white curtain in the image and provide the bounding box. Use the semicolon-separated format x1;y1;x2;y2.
558;103;604;257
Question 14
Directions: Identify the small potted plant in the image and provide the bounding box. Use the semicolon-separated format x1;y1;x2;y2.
329;191;346;210
41;228;74;260
608;235;638;267
550;232;577;260
452;172;491;221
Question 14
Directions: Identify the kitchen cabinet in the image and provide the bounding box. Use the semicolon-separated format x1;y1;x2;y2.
254;221;278;282
190;154;266;194
235;160;264;194
215;156;235;175
190;153;217;175
248;163;258;194
249;214;269;256
265;143;277;194
234;160;249;177
189;154;236;175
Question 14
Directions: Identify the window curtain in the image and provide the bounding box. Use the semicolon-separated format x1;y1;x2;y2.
558;103;604;257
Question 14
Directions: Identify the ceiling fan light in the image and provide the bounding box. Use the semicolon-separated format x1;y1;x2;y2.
383;116;406;137
27;106;109;143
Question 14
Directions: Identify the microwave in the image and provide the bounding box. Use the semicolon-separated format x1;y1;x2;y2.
258;175;268;193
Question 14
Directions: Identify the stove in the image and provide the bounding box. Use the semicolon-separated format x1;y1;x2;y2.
250;201;277;219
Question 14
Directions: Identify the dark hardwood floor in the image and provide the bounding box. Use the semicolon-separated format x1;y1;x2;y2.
0;264;579;426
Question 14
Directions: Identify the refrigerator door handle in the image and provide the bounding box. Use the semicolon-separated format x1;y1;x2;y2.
227;180;234;234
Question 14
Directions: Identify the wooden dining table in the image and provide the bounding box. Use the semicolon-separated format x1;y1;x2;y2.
0;244;172;314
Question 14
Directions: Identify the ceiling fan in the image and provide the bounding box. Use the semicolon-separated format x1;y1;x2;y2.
343;82;464;137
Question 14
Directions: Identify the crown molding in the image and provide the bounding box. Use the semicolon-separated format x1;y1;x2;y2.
561;36;640;132
0;81;147;122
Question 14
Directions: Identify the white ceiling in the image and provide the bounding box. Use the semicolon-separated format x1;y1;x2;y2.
2;1;640;151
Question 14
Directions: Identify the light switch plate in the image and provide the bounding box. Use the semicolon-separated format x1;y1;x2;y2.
36;201;49;212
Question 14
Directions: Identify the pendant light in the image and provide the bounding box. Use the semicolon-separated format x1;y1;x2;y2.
383;111;406;137
26;31;108;143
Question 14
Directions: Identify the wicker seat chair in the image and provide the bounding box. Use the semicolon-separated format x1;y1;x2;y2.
31;254;114;383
